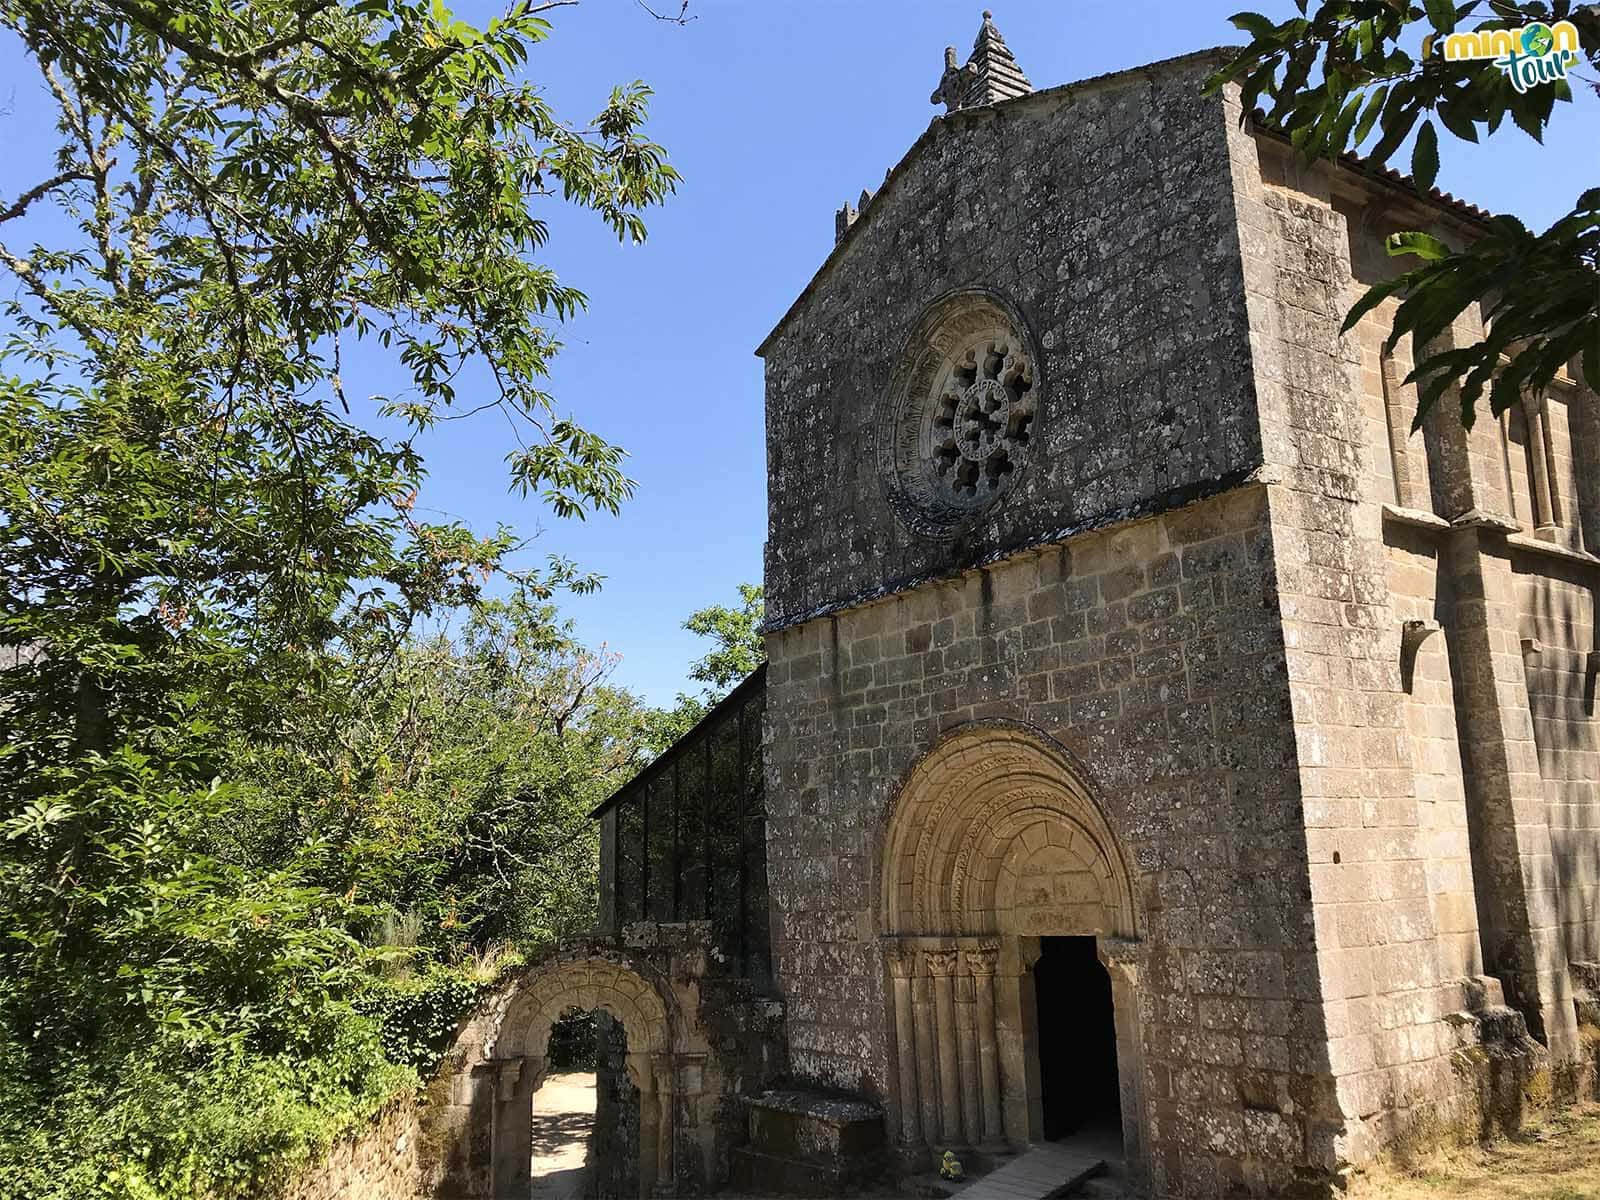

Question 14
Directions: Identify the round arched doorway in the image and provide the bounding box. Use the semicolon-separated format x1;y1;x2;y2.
879;723;1146;1177
468;956;678;1200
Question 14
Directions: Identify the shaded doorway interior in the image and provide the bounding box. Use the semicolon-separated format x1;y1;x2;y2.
531;1008;638;1199
1033;936;1122;1148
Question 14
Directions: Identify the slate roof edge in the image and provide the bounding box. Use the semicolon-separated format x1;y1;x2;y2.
755;45;1507;360
761;464;1272;636
753;46;1242;358
587;662;768;820
1249;112;1496;229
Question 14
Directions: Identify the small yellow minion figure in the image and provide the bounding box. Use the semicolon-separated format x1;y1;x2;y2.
938;1150;964;1181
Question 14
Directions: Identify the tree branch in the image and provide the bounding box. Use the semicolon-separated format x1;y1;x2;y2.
0;171;94;224
634;0;694;22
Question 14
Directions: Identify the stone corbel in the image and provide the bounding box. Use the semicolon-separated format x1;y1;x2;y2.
1521;637;1545;663
1451;507;1520;534
1400;618;1441;693
1017;937;1043;975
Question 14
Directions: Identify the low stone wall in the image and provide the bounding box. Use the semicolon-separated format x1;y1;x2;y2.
272;1092;420;1200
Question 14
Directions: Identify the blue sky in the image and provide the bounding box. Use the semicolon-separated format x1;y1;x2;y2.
2;2;1594;705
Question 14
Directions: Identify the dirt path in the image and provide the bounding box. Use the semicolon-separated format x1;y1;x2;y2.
1348;1104;1600;1200
530;1072;597;1200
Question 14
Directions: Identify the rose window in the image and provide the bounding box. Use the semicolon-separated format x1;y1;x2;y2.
928;334;1035;503
877;291;1041;538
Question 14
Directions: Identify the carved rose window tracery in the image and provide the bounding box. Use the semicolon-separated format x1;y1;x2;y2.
878;291;1040;539
929;333;1035;501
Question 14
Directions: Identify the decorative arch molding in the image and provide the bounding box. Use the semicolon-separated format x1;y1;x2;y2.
438;950;680;1200
881;721;1137;938
492;954;674;1061
877;722;1148;1184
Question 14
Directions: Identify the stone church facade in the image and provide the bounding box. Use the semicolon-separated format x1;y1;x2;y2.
426;15;1600;1199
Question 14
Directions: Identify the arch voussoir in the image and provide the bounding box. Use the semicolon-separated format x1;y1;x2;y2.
490;953;673;1060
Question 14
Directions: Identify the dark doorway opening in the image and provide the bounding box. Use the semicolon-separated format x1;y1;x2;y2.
1033;936;1122;1144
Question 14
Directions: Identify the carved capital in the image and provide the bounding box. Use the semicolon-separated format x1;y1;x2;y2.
886;943;918;980
964;946;999;977
495;1058;523;1102
652;1053;676;1094
1097;935;1145;984
924;948;960;978
626;1051;654;1093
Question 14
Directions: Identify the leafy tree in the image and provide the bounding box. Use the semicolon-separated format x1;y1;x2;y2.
228;596;672;958
1207;2;1599;426
683;582;765;696
0;0;678;1192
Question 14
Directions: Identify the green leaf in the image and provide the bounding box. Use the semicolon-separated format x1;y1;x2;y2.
1423;0;1457;34
1387;231;1450;261
1410;121;1440;193
1341;276;1407;333
1229;11;1279;40
1353;84;1389;146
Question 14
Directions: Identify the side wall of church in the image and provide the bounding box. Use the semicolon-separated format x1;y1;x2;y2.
764;490;1353;1195
760;54;1262;631
1231;107;1599;1161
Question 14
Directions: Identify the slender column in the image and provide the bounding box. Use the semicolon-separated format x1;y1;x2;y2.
490;1059;531;1200
967;946;1004;1148
887;945;922;1147
653;1053;676;1196
926;949;962;1145
1524;394;1559;533
912;966;941;1146
954;963;980;1146
1003;938;1044;1144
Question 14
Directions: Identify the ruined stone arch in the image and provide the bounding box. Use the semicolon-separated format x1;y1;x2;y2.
492;954;673;1064
433;952;681;1200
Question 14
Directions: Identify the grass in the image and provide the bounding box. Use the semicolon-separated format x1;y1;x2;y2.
1348;1104;1600;1200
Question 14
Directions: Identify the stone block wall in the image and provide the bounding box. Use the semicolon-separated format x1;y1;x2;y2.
273;1094;420;1200
1517;561;1600;971
1386;525;1481;983
1229;98;1598;1153
1228;128;1481;1161
764;488;1355;1194
759;52;1260;630
420;930;788;1199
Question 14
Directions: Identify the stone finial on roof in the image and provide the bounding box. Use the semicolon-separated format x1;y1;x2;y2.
931;44;978;112
931;10;1033;113
835;198;858;244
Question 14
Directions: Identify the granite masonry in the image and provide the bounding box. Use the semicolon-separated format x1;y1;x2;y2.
397;14;1600;1199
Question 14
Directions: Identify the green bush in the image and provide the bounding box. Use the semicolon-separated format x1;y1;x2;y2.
0;1016;411;1200
358;968;487;1075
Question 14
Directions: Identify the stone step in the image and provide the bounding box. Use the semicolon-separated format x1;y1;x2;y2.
954;1145;1104;1200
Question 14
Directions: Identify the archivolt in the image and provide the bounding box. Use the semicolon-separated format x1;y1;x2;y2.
490;954;672;1060
880;723;1135;937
